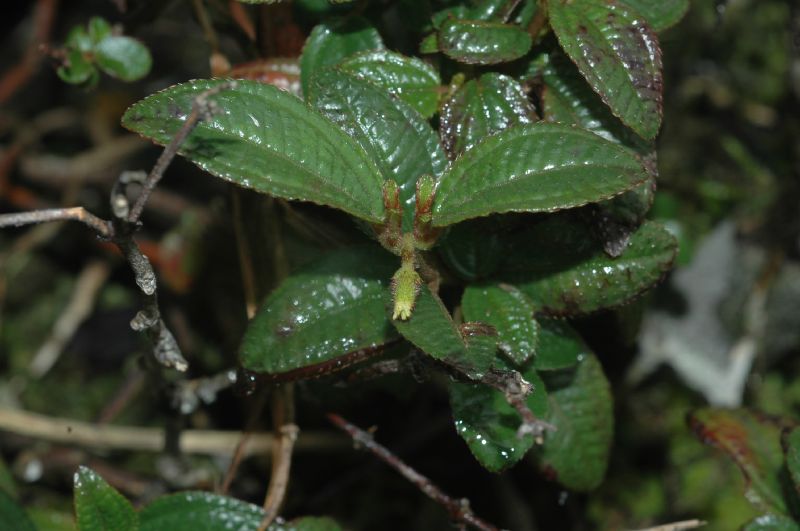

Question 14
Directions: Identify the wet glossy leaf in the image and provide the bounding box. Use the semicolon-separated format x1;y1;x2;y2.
432;123;649;227
338;50;442;118
57;49;96;85
95;36;152;81
616;0;689;31
0;490;36;531
532;51;656;255
74;466;137;531
461;284;538;366
468;0;522;21
390;285;494;377
300;17;384;97
439;19;532;65
548;0;663;139
785;427;800;494
441;73;537;158
122;78;386;223
308;69;446;229
534;318;586;371
240;247;398;375
497;218;676;315
449;365;547;471
688;408;791;515
743;514;800;531
437;218;506;281
533;353;613;491
140;491;264;530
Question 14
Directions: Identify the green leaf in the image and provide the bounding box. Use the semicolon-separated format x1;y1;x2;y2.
122;78;386;223
308;69;446;230
449;365;548;471
240;246;398;375
497;218;677;316
438;19;532;65
57;49;96;85
65;25;93;52
437;218;506;281
461;284;538;366
440;73;537;159
534;318;586;371
616;0;689;31
140;491;264;531
688;408;791;515
432;122;649;227
785;427;800;494
338;50;442;118
390;285;494;377
300;17;384;98
744;514;800;531
284;517;345;531
73;466;137;531
0;490;36;531
94;36;152;81
532;51;657;255
88;17;112;44
533;353;613;491
547;0;663;139
468;0;521;21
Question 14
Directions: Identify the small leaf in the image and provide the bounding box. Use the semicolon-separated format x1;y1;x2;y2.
449;365;548;471
65;25;93;52
440;73;537;159
94;36;152;81
88;17;112;43
308;68;446;230
534;318;586;371
743;514;800;531
497;218;677;316
300;17;384;97
616;0;689;32
0;490;36;531
533;353;613;491
688;408;792;515
785;427;800;494
438;19;532;65
73;466;137;531
468;0;521;21
122;78;386;223
284;517;346;531
338;50;442;118
432;123;649;227
240;246;398;375
461;284;538;366
57;49;96;85
390;285;494;377
548;0;663;139
140;491;264;531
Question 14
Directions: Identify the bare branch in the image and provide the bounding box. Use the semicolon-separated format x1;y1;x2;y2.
0;207;112;238
327;413;500;531
479;368;555;441
259;384;297;530
630;520;706;531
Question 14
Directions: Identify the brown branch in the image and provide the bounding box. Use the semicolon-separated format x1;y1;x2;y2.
327;413;499;531
258;386;298;530
220;389;269;494
0;207;112;237
630;520;706;531
479;368;555;441
126;81;238;224
0;407;346;456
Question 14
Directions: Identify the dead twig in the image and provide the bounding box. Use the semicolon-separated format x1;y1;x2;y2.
29;260;112;377
259;384;297;530
327;413;500;531
0;207;112;237
0;407;345;456
630;519;706;531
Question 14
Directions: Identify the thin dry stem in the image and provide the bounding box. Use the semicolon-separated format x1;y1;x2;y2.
0;207;112;237
327;413;499;531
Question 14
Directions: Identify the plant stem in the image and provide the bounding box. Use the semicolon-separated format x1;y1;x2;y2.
327;413;499;531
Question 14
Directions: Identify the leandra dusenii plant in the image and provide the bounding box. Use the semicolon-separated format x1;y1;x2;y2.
118;0;683;483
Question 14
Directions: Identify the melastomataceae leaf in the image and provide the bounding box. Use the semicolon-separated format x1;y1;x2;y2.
309;69;446;229
439;19;532;65
432;123;649;227
240;247;398;376
122;78;386;223
548;0;663;139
